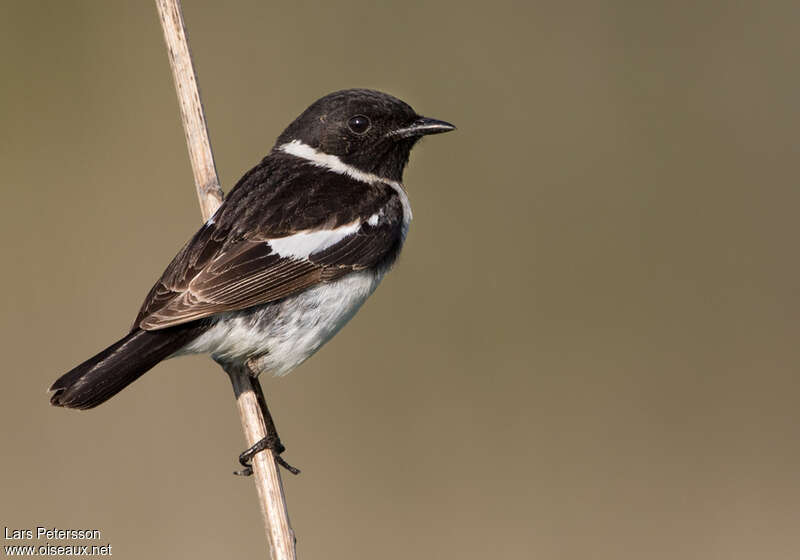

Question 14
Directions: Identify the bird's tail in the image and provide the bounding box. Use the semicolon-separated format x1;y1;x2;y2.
49;326;201;410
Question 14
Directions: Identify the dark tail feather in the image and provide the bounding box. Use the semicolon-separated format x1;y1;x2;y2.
49;326;200;410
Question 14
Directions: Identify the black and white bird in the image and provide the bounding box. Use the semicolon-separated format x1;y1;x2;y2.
49;90;454;453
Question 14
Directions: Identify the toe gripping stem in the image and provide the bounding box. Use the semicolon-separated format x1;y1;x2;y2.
235;433;300;476
233;370;300;477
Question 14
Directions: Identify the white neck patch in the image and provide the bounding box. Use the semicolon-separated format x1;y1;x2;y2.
279;140;413;234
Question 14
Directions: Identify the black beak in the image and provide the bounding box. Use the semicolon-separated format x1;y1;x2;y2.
390;116;456;139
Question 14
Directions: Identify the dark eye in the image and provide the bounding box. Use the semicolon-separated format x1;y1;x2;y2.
348;115;371;134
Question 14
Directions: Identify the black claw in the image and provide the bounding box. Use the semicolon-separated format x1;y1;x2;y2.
235;434;300;477
230;372;300;476
276;456;301;476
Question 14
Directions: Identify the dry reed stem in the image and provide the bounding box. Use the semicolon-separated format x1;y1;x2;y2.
155;1;296;558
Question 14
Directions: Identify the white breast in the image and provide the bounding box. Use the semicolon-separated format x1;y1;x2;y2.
178;270;384;376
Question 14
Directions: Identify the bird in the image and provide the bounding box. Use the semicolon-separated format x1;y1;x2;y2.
49;88;454;472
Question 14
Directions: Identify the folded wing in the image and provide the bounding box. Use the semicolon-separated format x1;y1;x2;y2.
134;195;404;331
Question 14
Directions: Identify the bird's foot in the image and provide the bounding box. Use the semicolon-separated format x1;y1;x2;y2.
234;433;300;476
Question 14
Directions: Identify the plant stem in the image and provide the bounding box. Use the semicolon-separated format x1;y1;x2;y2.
154;2;296;558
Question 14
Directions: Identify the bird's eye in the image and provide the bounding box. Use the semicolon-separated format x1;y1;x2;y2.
348;115;371;134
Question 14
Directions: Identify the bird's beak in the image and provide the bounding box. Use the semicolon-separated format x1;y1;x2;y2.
390;116;456;139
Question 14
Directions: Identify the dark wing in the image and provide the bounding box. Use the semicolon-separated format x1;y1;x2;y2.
135;233;323;330
134;164;404;330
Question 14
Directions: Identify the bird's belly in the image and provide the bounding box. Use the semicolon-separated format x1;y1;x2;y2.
179;270;384;376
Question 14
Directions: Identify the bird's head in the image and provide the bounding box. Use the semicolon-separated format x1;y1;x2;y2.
275;89;455;182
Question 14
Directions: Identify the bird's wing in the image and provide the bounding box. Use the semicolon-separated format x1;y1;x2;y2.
134;192;404;331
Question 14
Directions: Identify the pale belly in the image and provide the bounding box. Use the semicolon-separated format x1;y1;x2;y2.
175;270;384;376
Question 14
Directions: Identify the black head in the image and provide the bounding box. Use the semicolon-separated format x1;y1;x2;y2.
275;89;455;182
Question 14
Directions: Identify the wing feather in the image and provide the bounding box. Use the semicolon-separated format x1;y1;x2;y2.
134;192;404;331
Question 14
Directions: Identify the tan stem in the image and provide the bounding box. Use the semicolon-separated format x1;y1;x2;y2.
229;366;297;559
155;0;223;222
155;1;296;558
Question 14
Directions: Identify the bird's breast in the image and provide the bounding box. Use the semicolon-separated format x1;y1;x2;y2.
179;269;385;375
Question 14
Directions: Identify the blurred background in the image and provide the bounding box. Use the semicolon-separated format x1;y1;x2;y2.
2;1;799;558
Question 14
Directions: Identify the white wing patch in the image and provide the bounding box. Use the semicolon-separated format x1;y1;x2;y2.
268;221;361;259
367;208;384;226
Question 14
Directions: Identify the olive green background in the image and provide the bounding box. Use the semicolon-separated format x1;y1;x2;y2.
2;1;799;558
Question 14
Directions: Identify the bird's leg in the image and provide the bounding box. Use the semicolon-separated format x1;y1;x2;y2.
233;361;300;477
